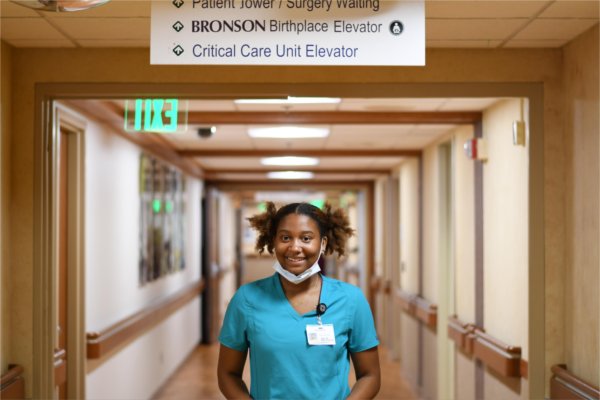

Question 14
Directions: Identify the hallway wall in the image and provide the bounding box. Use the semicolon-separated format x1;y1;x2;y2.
398;158;420;391
0;41;12;374
452;125;476;400
562;24;599;386
396;97;529;399
481;98;529;399
80;112;203;398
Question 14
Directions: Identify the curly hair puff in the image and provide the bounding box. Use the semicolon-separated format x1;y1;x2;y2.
247;202;355;257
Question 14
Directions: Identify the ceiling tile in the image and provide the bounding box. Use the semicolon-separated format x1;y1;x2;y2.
427;18;527;40
187;100;237;111
0;17;67;39
234;103;339;112
539;1;599;18
319;158;378;168
0;1;40;16
251;138;327;149
2;37;76;47
50;17;149;39
514;18;598;40
393;136;439;149
194;157;259;168
503;39;568;47
43;0;150;18
427;40;502;48
411;124;456;134
440;98;502;111
76;39;147;47
426;1;549;18
369;157;405;167
339;98;448;111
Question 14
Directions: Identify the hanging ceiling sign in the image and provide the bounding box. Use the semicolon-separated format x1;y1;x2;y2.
151;0;424;66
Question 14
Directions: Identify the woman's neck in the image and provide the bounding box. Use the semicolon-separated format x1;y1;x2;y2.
279;272;321;297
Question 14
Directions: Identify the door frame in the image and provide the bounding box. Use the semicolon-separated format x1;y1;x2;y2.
33;82;544;399
34;103;86;399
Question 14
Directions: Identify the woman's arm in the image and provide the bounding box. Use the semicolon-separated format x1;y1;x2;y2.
348;346;381;399
217;344;252;399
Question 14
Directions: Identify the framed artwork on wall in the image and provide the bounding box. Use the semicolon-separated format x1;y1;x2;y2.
139;153;186;285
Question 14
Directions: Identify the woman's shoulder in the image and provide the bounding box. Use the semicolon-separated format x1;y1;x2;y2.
322;275;365;299
236;274;277;297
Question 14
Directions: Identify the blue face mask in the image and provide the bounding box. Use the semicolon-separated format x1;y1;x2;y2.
273;242;324;284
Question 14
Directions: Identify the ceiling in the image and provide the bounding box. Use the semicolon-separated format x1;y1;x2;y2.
5;0;598;183
1;0;598;48
66;96;499;182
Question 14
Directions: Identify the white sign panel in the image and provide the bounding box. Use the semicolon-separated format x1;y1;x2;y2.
151;0;424;66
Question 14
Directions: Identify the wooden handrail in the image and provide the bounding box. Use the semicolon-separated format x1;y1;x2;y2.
394;289;437;331
550;364;599;400
473;328;522;378
394;288;416;315
87;279;205;359
1;364;25;399
54;348;67;386
414;297;437;331
448;315;475;354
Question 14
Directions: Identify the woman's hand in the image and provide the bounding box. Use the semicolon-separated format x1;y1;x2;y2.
348;346;381;399
217;344;252;399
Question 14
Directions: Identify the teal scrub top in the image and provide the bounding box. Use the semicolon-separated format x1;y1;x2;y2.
218;273;379;400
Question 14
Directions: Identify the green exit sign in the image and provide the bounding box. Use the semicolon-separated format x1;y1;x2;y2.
124;99;188;133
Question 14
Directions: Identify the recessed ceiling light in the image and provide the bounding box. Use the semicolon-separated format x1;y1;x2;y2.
235;97;341;105
261;156;319;166
248;126;329;139
12;0;110;12
267;171;314;180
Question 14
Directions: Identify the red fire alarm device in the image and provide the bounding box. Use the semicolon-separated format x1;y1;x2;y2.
463;138;487;161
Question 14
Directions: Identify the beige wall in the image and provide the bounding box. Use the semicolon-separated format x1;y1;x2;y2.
422;146;439;304
1;41;12;374
399;158;420;294
455;351;476;400
562;24;599;386
453;125;476;323
482;98;529;359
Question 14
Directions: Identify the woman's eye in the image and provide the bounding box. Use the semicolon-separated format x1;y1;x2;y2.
302;236;312;242
281;235;290;241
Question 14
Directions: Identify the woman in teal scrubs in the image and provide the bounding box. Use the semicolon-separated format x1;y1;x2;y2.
217;202;380;399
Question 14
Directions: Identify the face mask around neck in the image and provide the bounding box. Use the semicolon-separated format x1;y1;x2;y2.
273;243;324;285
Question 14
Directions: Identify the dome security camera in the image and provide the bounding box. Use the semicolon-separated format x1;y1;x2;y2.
197;126;216;138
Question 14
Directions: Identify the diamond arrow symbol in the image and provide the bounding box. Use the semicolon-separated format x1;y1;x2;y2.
172;0;184;8
173;45;184;56
173;21;184;32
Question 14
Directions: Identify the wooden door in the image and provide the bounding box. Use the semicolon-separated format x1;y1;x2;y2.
55;129;69;398
201;187;221;343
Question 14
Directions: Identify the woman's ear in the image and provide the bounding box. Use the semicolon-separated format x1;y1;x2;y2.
321;237;328;254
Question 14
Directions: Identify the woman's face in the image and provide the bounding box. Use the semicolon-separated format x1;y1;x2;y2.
274;213;326;275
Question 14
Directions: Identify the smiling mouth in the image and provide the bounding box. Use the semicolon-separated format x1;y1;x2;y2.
285;256;306;263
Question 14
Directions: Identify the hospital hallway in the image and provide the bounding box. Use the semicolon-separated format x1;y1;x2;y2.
152;344;416;400
1;1;599;400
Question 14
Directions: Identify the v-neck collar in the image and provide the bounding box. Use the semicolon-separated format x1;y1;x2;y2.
273;273;327;321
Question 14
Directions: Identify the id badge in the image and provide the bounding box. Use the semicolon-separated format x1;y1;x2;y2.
306;324;336;345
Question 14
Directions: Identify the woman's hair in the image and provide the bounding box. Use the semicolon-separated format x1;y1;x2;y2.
247;202;355;257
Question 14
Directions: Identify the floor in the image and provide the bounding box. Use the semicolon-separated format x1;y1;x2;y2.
152;344;417;399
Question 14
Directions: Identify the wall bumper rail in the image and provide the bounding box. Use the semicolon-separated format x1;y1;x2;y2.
473;328;523;378
550;364;600;400
1;364;25;399
448;315;476;355
86;279;205;359
395;288;437;331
